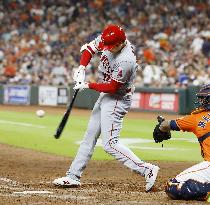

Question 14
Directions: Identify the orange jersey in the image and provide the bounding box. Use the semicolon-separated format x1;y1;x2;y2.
175;110;210;162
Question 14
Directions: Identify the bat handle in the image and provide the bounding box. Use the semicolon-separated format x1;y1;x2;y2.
72;89;79;97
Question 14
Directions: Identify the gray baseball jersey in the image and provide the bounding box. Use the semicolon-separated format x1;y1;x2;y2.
67;35;155;180
95;35;137;96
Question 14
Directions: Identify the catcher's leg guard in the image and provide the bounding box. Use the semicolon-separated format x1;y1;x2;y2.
165;178;210;200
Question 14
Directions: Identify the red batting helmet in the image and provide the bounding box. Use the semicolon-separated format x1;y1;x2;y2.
100;25;126;50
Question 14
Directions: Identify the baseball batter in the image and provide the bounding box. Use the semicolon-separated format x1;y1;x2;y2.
153;84;210;201
53;25;159;192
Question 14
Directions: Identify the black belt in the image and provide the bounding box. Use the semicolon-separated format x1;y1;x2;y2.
198;132;210;143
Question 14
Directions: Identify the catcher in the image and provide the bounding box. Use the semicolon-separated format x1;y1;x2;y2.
153;84;210;201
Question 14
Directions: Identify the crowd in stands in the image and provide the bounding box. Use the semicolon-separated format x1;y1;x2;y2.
0;0;210;88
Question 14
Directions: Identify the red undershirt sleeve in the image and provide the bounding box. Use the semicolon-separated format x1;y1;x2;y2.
80;46;96;67
79;50;92;66
89;79;123;94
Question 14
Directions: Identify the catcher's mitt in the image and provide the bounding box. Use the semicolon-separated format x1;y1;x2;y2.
153;116;171;143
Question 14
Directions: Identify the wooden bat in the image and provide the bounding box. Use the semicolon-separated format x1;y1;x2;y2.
54;89;79;139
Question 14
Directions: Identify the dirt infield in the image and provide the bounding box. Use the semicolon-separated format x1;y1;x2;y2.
0;144;204;205
0;105;205;204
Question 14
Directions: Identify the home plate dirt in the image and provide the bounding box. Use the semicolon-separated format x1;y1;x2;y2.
0;143;205;205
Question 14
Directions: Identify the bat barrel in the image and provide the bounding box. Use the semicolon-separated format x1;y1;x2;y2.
54;130;62;139
54;89;79;139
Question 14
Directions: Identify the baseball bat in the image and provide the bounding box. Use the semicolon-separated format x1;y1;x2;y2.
54;89;79;139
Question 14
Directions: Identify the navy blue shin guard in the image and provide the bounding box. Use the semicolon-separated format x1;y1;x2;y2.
165;178;210;200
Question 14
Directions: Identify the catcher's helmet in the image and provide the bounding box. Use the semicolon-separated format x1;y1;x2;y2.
195;84;210;110
100;25;126;50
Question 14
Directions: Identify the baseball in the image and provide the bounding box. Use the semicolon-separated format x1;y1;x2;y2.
36;109;45;118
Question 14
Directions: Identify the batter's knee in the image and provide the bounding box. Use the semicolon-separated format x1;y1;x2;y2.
103;138;118;154
165;178;210;201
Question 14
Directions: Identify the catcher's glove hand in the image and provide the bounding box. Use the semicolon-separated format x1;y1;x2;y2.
153;116;171;143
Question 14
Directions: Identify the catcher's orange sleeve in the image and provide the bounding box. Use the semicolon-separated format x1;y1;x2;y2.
175;115;196;133
176;111;210;161
176;112;210;137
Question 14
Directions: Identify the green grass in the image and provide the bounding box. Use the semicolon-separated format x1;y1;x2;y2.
0;110;202;162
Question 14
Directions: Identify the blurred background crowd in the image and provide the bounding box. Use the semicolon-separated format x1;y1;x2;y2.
0;0;210;87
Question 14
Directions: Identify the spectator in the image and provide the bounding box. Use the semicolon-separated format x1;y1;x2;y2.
51;63;68;86
4;64;16;78
0;0;209;87
142;62;162;87
201;31;210;58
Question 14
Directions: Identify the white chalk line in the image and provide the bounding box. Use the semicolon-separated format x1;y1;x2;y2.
0;177;20;186
76;138;193;151
130;146;191;151
0;177;165;202
0;177;94;200
47;194;92;200
0;178;53;197
0;120;46;129
13;191;53;195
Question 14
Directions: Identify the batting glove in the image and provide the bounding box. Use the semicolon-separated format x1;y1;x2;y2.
73;82;89;91
73;65;86;84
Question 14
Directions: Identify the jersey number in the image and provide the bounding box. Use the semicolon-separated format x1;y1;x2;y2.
103;73;111;82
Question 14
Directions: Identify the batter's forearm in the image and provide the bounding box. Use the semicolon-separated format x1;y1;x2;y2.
89;80;122;94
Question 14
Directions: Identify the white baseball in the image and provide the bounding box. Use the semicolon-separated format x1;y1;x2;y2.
36;110;45;118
